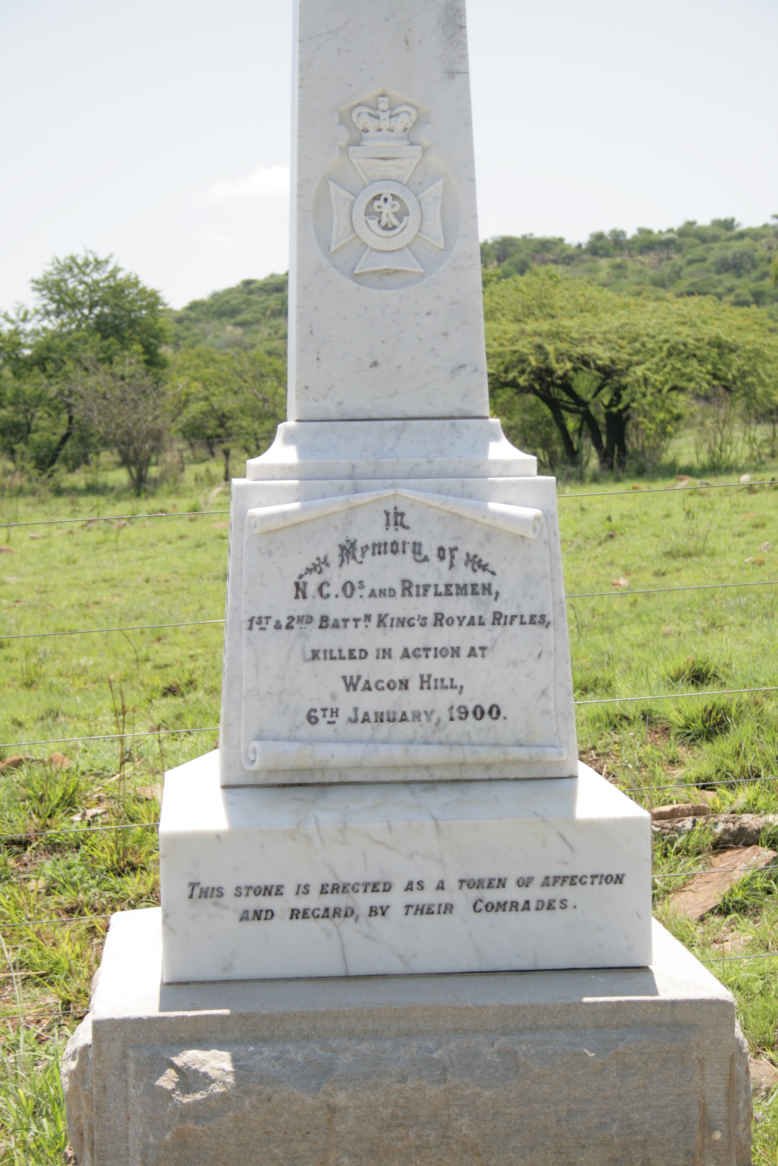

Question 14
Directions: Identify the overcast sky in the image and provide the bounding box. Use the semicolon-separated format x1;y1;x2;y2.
2;0;776;313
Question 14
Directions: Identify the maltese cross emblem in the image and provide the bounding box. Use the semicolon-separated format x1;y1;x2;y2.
327;93;445;277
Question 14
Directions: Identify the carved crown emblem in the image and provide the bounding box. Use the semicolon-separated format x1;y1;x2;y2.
324;88;447;282
352;94;418;143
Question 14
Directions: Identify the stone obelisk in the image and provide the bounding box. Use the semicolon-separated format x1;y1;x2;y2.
61;3;751;1162
216;0;577;792
288;0;488;421
161;0;647;983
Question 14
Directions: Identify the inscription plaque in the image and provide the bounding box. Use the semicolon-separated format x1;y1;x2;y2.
160;761;653;982
239;489;573;776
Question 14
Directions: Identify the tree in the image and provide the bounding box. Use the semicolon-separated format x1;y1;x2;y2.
481;235;578;276
586;230;616;258
0;310;88;471
0;316;37;466
167;346;285;480
0;252;171;475
485;270;778;472
30;252;168;369
77;353;168;495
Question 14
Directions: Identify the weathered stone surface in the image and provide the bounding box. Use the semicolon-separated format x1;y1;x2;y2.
160;757;652;982
750;1054;778;1097
128;1029;737;1166
219;460;577;788
63;908;751;1166
653;812;778;847
60;1014;94;1166
651;802;713;821
668;845;776;920
288;0;488;422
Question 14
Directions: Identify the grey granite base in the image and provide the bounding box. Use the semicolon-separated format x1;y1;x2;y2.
63;908;751;1166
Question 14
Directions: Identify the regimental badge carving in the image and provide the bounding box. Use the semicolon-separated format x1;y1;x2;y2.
319;92;452;286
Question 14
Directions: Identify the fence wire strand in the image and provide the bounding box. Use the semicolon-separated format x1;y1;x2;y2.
560;478;776;500
2;684;776;753
1;475;774;533
653;864;778;882
3;578;776;644
1;508;229;530
1;785;777;846
622;773;778;796
0;726;217;751
567;578;777;600
0;946;776;1030
576;685;778;707
0;821;159;843
0;618;224;642
0;913;111;931
1;860;778;932
1;771;776;846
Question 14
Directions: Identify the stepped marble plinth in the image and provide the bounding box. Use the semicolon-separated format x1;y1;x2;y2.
160;755;651;982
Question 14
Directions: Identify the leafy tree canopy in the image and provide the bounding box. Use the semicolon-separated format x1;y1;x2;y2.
77;353;167;495
485;270;778;471
5;221;778;483
164;219;778;369
167;345;285;480
482;219;778;316
28;251;170;372
1;252;170;474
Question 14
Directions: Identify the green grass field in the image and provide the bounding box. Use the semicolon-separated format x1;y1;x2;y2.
1;452;777;1163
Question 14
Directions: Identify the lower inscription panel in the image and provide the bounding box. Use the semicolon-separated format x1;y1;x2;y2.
160;754;652;982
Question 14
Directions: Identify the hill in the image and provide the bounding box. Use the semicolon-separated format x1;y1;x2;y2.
482;218;778;314
169;220;778;347
171;273;287;352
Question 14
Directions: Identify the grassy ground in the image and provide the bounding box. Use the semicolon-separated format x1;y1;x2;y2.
0;450;777;1162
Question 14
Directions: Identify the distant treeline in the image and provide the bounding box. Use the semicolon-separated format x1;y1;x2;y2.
170;218;778;352
482;218;778;311
2;220;777;491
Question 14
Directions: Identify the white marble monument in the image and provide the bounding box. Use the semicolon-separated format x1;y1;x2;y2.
154;0;652;983
62;2;750;1162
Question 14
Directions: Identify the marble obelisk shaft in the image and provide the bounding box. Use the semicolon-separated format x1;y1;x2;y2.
288;0;489;421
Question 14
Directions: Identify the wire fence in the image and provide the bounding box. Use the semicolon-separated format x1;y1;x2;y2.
0;726;217;751
1;476;777;1033
0;507;230;530
0;768;777;847
0;618;225;642
1;577;776;644
2;683;777;752
560;478;776;500
1;473;774;532
2;479;776;761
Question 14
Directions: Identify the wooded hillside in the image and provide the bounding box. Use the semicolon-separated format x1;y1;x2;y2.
482;218;778;314
168;218;778;350
2;220;777;488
